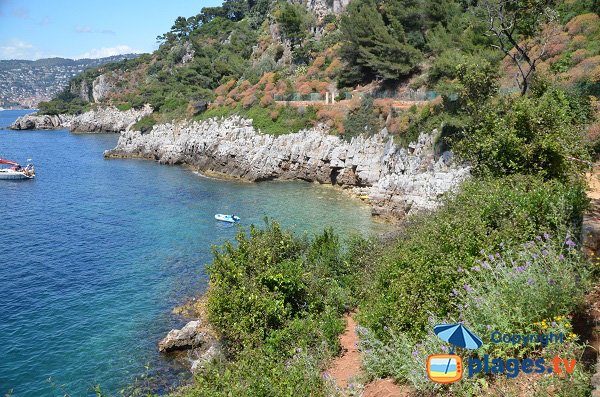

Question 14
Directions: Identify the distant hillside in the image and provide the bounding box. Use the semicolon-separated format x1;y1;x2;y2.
0;54;140;108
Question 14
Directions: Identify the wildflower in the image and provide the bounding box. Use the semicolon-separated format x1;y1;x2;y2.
482;261;491;270
480;249;485;255
383;326;389;332
495;252;500;258
515;266;524;273
565;238;576;249
500;242;505;247
441;345;448;352
296;347;302;353
488;254;495;262
524;261;531;269
452;288;459;296
412;350;418;357
559;254;565;260
486;324;491;330
542;249;549;257
464;284;474;293
472;265;481;272
544;232;551;240
536;235;542;241
551;322;557;327
457;266;463;273
548;279;556;285
527;278;535;286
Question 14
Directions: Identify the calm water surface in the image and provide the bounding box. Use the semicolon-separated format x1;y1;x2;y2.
0;110;388;396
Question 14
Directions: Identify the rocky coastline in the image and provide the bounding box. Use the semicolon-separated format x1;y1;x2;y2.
10;105;152;133
105;116;470;219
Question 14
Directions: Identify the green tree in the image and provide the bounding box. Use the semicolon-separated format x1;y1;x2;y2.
339;0;422;85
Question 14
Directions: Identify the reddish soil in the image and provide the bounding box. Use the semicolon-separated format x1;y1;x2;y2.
327;313;362;390
327;313;411;396
363;379;412;397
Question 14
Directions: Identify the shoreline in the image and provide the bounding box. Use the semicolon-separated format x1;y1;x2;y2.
104;115;470;221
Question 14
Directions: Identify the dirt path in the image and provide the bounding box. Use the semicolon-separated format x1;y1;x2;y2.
327;313;410;396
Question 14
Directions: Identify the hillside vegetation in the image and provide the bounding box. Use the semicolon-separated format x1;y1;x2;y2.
73;1;600;396
39;0;599;139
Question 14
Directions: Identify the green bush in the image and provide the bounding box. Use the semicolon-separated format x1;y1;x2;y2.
357;175;588;339
343;97;382;141
206;222;364;350
131;115;157;133
453;86;592;182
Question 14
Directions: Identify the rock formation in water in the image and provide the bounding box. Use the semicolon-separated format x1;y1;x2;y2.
158;319;222;373
9;105;152;133
105;116;470;219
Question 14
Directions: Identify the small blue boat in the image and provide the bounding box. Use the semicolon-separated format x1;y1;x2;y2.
215;214;240;223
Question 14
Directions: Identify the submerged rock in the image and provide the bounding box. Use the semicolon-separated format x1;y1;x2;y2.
105;116;470;219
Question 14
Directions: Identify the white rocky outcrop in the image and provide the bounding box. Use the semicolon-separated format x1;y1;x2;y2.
105;116;470;218
70;105;152;133
10;105;152;133
10;114;75;130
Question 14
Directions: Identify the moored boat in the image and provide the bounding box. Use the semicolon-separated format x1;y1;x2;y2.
214;214;240;223
0;159;35;180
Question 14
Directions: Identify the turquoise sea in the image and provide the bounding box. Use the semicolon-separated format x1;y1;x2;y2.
0;110;388;396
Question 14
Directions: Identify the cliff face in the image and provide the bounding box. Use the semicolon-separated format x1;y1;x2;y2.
105;116;469;219
10;105;152;133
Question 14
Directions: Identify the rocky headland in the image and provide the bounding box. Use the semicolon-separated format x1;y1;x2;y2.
105;116;470;219
10;105;152;133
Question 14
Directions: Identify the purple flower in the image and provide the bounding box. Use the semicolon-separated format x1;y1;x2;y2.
548;279;556;285
500;242;505;247
464;284;474;293
457;266;464;273
482;261;491;270
486;324;492;330
527;278;535;286
296;347;302;353
412;350;418;357
480;249;485;255
515;266;524;273
472;265;481;272
488;254;495;262
544;232;551;240
452;288;459;296
441;345;448;352
383;326;389;332
536;235;542;241
542;249;549;257
495;252;500;258
524;261;531;269
565;239;576;248
559;254;565;260
551;321;557;327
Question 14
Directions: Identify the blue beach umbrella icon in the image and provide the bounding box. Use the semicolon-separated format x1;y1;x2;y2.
433;323;483;374
434;323;483;350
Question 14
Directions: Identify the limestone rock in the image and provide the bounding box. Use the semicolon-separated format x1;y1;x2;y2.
10;114;74;130
70;105;152;133
92;74;116;103
158;320;207;352
105;116;470;219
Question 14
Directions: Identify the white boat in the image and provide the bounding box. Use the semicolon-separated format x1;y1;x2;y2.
215;214;240;223
0;159;35;180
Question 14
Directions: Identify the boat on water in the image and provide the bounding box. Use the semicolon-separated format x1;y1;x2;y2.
0;159;35;180
215;214;240;223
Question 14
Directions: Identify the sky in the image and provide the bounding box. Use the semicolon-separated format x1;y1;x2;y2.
0;0;222;60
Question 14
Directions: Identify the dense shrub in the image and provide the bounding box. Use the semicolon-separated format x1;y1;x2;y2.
453;85;592;181
359;233;592;396
357;175;587;339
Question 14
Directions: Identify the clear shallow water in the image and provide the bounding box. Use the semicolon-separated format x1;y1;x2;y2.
0;110;388;396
